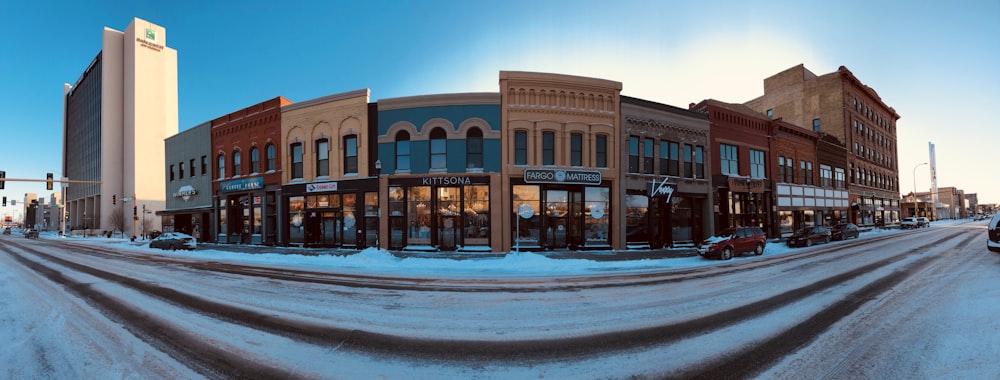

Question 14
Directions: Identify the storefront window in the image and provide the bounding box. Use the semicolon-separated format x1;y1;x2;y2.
626;194;649;244
779;211;794;236
437;187;459;249
464;185;489;246
513;185;541;247
365;192;378;247
408;186;431;245
389;187;405;248
289;196;304;244
343;193;356;246
585;186;610;246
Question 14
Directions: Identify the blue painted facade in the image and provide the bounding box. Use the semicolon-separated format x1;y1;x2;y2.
377;104;501;174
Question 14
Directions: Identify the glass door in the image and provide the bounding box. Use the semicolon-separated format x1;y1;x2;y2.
546;190;569;249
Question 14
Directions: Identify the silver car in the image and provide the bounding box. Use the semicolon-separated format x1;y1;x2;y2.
149;232;197;251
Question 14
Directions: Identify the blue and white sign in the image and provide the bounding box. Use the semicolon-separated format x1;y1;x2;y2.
220;177;264;193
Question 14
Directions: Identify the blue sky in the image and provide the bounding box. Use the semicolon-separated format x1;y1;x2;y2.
1;0;998;219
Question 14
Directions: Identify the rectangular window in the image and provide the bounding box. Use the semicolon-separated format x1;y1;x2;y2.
542;131;555;165
643;138;654;174
316;139;329;177
396;139;410;172
628;136;639;173
595;135;608;168
570;133;582;166
344;135;358;174
178;161;184;179
430;133;447;170
786;157;794;183
291;143;303;179
720;143;739;176
514;131;527;165
835;167;846;189
684;144;694;178
190;159;196;177
813;118;821;132
749;149;765;178
467;131;483;169
778;157;786;182
694;145;704;179
801;161;815;185
820;164;833;187
169;164;175;181
201;155;207;176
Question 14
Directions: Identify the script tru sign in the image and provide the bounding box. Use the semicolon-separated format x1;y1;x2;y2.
648;178;677;202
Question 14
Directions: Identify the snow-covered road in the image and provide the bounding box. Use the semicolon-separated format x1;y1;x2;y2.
1;219;998;379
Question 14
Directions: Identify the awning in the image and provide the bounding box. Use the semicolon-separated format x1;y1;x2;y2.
155;205;213;216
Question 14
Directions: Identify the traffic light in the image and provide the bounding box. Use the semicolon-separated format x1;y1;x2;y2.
112;195;117;205
0;170;5;189
2;196;6;207
46;173;53;190
133;205;138;217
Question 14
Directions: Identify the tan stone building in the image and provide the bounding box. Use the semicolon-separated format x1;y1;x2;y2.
63;17;177;235
281;89;378;247
499;71;623;251
745;65;901;226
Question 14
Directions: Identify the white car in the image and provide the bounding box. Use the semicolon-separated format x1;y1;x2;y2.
149;232;197;251
988;213;1000;253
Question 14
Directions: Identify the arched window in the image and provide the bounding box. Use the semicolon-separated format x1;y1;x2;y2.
232;151;242;176
315;138;329;177
466;127;483;169
250;147;260;174
217;154;225;179
290;143;303;179
266;144;276;172
430;128;447;170
343;135;358;175
395;131;410;172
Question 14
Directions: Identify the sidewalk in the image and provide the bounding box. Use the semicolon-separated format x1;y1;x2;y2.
198;243;700;261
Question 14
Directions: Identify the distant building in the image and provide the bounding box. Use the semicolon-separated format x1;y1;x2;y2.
62;17;177;233
745;65;901;226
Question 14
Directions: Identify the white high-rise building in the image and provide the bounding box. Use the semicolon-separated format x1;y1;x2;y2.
63;17;177;234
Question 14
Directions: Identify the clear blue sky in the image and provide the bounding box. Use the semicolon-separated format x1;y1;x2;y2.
2;0;998;219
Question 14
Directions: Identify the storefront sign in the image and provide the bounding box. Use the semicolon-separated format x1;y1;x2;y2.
517;204;535;219
421;176;472;186
172;185;197;201
523;169;602;185
648;178;677;202
727;177;766;193
306;181;338;193
590;204;605;219
220;177;264;193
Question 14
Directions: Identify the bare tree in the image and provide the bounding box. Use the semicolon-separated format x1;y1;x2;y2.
106;206;126;238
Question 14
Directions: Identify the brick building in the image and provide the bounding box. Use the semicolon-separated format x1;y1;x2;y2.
212;96;293;244
690;99;773;234
745;65;901;226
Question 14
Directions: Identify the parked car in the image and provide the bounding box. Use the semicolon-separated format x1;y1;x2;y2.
830;223;859;241
149;232;197;251
988;213;1000;253
23;229;39;238
786;226;831;247
3;227;10;235
973;214;986;221
698;226;767;260
900;217;929;229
